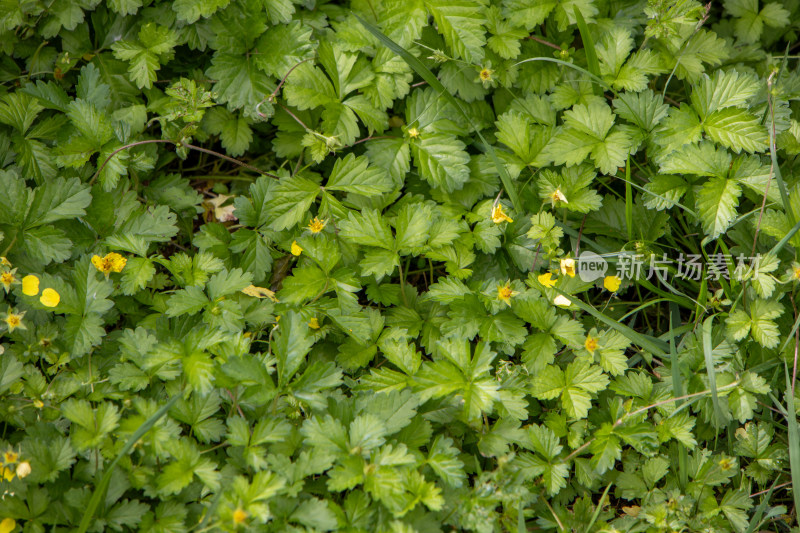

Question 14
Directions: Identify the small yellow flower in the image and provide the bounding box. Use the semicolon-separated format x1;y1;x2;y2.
309;317;320;329
291;241;303;256
553;294;571;307
308;217;326;234
537;271;556;288
241;285;279;302
560;258;576;278
585;335;599;354
496;282;517;305
718;457;734;471
91;252;127;277
0;257;10;267
793;266;800;280
1;467;13;482
0;517;15;533
33;399;44;409
479;67;493;82
233;507;248;524
21;274;39;296
2;450;18;464
15;461;30;479
407;127;420;138
551;188;568;205
40;288;60;308
603;275;621;292
491;204;513;224
0;270;15;292
3;309;24;333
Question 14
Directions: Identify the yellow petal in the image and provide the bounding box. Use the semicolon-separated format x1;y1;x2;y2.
309;317;320;329
22;274;39;296
91;255;105;272
603;275;621;292
560;258;575;277
0;517;15;533
233;508;248;524
40;288;60;307
291;241;303;256
584;335;599;354
241;285;279;302
106;252;127;272
537;272;556;288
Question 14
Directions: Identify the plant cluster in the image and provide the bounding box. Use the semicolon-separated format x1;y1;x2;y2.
1;0;800;531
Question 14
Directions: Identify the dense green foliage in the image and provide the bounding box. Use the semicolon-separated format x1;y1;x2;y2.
2;0;800;531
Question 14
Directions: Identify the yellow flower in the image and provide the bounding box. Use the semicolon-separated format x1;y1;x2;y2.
33;399;43;409
241;285;279;302
491;204;513;224
309;317;320;329
793;266;800;280
0;257;10;267
233;507;248;524
40;288;60;307
496;282;517;305
308;217;326;234
407;127;420;138
22;274;39;296
291;241;303;256
603;275;621;292
551;188;568;205
91;252;127;277
3;309;24;333
479;67;494;82
537;271;556;288
1;467;13;482
15;461;30;479
0;270;15;292
2;450;18;464
553;294;571;307
718;457;734;471
584;335;599;354
560;258;576;278
0;518;15;533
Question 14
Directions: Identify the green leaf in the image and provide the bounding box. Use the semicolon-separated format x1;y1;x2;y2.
696;176;741;239
339;209;394;249
265;176;320;230
274;311;315;386
424;0;487;63
411;134;471;191
325;153;392;195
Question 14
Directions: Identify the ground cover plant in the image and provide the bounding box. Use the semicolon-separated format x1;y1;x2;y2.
2;0;800;531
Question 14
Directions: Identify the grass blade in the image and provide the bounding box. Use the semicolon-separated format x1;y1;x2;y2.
785;365;800;524
625;156;633;242
354;14;521;210
584;482;612;533
554;288;669;357
573;7;601;97
745;479;778;533
669;302;688;489
701;315;723;430
78;394;181;533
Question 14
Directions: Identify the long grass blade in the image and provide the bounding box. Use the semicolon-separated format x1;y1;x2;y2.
573;7;601;97
701;315;723;430
669;302;688;489
785;365;800;524
585;482;612;533
78;394;181;532
554;288;669;357
354;14;521;210
744;479;778;533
